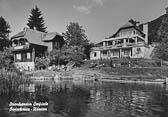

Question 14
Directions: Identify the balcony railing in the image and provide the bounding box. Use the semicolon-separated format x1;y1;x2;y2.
92;42;145;50
10;44;29;51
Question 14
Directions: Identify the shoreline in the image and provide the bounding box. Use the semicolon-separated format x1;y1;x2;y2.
24;67;168;85
98;79;165;84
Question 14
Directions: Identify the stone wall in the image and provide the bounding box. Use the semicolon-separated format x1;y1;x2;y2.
15;62;35;71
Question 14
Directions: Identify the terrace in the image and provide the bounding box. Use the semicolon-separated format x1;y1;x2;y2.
93;35;146;51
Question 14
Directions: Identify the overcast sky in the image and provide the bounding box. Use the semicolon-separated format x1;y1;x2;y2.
0;0;167;43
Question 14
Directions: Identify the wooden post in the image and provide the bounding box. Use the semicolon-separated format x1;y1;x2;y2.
57;49;60;65
13;53;16;62
119;49;122;58
161;59;162;75
32;48;35;62
166;78;168;85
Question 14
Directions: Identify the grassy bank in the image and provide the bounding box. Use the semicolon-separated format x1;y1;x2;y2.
78;59;168;83
23;58;168;83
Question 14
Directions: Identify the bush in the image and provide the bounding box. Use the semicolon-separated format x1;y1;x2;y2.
0;48;13;69
35;56;50;70
50;45;85;66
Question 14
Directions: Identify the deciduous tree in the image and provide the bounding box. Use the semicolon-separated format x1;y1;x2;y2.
63;22;93;60
0;16;11;50
63;22;89;46
155;16;168;60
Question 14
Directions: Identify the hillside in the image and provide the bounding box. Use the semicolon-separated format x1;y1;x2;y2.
140;13;168;43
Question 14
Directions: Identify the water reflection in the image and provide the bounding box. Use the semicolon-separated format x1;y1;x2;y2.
0;79;168;117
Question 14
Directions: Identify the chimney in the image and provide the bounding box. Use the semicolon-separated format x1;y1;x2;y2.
166;7;168;14
143;23;148;44
23;27;28;31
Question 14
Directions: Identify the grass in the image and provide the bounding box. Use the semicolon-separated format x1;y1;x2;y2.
0;68;30;95
81;58;168;79
86;58;163;67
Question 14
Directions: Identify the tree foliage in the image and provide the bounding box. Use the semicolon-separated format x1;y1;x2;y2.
50;45;85;66
129;19;140;26
62;22;93;60
155;16;168;60
84;43;94;59
63;22;89;46
50;49;61;65
0;49;13;69
35;56;50;70
50;22;94;66
27;6;47;32
0;16;11;50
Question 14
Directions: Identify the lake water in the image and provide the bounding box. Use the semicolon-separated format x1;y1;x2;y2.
0;79;168;117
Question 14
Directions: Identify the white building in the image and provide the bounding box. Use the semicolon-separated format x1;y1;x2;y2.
90;20;153;60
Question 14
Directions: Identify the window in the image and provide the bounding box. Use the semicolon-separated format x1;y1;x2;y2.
123;49;130;55
108;41;112;46
129;39;135;43
94;52;97;57
113;50;119;56
22;53;27;61
16;53;21;60
27;52;31;59
137;48;141;52
133;31;136;35
126;39;129;43
53;41;60;49
102;51;107;55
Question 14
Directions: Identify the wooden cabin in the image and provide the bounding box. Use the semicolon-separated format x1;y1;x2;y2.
10;28;64;71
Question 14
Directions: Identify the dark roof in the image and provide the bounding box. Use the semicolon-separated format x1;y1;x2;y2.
11;30;25;39
11;28;64;47
42;32;62;42
24;28;46;46
11;28;46;46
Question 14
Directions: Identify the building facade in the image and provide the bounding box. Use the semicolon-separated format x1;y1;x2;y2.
90;20;152;60
10;28;64;71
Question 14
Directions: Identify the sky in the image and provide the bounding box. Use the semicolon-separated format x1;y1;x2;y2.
0;0;168;43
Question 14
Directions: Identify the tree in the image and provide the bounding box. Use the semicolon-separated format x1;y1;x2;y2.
50;49;61;65
83;43;94;59
63;22;94;60
0;48;13;69
63;22;89;46
0;16;11;50
50;45;85;66
27;6;47;32
129;19;140;26
155;16;168;60
35;56;50;70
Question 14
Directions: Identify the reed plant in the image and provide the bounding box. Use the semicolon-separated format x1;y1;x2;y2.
0;67;30;95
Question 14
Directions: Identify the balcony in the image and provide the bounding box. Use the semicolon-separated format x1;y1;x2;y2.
92;42;145;51
10;44;30;51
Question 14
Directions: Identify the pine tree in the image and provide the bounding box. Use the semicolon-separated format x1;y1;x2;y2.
27;6;47;32
0;16;10;50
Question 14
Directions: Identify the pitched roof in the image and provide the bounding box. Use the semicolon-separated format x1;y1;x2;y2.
11;30;25;39
120;21;134;29
107;20;144;39
24;28;46;46
11;28;47;46
42;32;62;42
11;28;65;48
